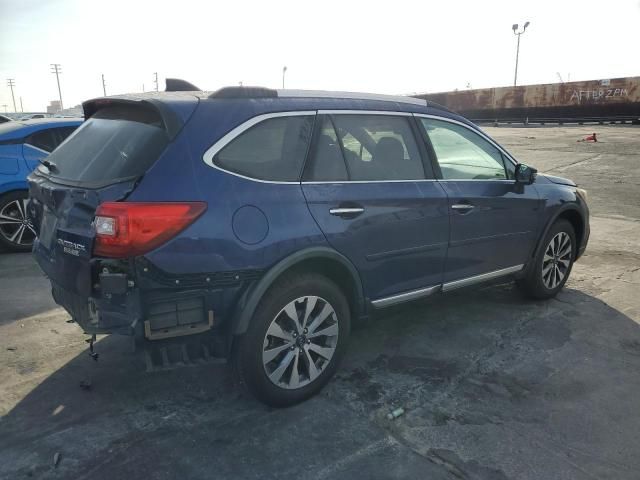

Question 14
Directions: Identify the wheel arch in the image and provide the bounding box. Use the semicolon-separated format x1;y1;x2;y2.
231;247;365;335
530;204;585;264
0;182;28;197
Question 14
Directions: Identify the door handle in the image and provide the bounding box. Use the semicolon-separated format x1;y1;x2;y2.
451;204;475;212
329;207;364;217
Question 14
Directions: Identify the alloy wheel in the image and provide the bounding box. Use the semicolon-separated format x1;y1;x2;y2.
542;231;572;289
262;296;339;390
0;199;36;248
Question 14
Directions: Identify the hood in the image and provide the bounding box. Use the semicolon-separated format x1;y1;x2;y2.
540;174;576;187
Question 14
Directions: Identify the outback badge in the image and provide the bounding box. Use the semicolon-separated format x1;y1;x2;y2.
57;238;86;257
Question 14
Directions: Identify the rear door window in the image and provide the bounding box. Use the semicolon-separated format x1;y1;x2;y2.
304;117;349;182
41;105;169;185
214;115;315;182
304;114;425;182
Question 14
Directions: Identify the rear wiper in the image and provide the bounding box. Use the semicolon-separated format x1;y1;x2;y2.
38;159;58;172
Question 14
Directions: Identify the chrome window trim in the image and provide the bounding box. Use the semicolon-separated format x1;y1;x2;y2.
413;113;519;168
201;110;316;184
278;90;427;107
371;264;524;308
201;109;518;185
301;179;437;185
441;264;524;292
437;179;516;183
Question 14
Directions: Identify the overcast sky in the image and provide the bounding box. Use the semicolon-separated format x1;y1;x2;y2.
0;0;638;112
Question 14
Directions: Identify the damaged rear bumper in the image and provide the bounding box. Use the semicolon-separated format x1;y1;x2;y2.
46;255;261;350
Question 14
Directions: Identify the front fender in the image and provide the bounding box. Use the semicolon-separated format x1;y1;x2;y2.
524;202;587;276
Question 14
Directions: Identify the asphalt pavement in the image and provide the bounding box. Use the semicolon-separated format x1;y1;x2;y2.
1;125;639;479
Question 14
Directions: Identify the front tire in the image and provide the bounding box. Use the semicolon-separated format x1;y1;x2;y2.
0;191;36;253
518;219;576;299
233;273;350;407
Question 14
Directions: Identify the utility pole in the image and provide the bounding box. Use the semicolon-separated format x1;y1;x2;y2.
50;64;63;110
153;72;158;92
101;74;107;96
1;105;7;113
282;66;287;89
7;79;16;112
19;97;24;112
512;22;530;87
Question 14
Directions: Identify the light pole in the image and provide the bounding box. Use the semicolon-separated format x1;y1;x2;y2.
512;21;530;87
7;79;16;112
282;66;287;89
50;64;63;110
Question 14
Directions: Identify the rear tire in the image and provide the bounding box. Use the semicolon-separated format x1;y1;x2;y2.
518;219;576;299
0;191;35;253
233;273;350;407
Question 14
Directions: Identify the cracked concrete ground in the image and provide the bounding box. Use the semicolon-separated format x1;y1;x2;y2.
0;125;639;479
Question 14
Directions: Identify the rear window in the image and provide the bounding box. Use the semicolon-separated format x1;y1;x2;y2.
40;104;168;185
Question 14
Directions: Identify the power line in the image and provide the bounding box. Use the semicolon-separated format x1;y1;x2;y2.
50;64;63;110
6;79;16;112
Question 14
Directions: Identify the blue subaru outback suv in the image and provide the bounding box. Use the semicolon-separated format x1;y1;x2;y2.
28;82;589;406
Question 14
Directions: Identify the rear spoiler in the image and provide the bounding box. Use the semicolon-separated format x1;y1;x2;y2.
82;97;187;140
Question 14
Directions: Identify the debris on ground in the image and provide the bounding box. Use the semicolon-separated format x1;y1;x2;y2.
53;452;61;468
6;346;17;351
387;407;405;420
79;379;92;391
578;133;598;142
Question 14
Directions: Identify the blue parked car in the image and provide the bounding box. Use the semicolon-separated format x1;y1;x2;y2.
0;118;81;251
28;83;589;406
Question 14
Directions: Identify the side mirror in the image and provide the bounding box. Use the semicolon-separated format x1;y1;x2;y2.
515;163;537;185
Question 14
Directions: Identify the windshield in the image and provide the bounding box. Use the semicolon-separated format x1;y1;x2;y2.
40;104;168;185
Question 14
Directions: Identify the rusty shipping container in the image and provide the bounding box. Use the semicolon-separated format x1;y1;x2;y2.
415;76;640;123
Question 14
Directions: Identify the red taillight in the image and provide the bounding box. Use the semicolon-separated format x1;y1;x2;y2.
93;202;207;258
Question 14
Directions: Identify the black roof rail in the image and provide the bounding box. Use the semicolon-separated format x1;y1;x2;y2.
165;78;201;92
425;101;455;114
209;86;278;99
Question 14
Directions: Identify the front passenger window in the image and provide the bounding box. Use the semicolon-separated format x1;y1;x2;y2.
421;118;511;180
